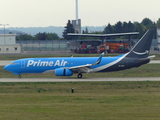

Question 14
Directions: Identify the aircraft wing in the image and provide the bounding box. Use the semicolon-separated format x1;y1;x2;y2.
69;52;104;73
67;32;139;37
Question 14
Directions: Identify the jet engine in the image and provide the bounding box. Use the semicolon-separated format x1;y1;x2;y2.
55;68;73;76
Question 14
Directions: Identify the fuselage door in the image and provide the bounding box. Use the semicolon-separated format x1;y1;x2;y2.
21;60;25;68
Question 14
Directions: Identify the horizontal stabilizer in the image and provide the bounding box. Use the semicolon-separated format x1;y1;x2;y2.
138;55;155;61
148;55;156;59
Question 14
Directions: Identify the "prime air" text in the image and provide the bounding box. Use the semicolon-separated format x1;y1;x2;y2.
27;60;68;67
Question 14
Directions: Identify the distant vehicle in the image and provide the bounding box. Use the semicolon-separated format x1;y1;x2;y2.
75;41;129;54
4;30;154;78
70;32;139;54
98;41;129;53
74;44;97;53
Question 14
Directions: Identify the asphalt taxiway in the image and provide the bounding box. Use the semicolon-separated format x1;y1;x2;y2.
1;77;160;82
1;60;160;82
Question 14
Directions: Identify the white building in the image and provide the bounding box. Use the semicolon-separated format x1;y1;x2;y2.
0;34;21;53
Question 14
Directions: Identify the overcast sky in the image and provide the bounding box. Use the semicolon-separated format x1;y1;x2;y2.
0;0;160;27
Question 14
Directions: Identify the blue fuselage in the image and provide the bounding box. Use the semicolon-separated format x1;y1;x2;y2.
4;54;149;76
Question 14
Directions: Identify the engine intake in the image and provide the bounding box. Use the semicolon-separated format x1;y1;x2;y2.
55;68;73;76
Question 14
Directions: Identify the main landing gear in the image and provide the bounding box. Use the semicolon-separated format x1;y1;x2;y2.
77;73;82;78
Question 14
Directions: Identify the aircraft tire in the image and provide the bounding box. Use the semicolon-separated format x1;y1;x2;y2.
77;73;82;78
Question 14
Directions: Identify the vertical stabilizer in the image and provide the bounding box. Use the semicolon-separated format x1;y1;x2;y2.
126;29;154;58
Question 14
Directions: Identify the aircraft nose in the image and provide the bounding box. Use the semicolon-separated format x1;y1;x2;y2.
4;65;10;71
4;64;15;72
4;63;21;75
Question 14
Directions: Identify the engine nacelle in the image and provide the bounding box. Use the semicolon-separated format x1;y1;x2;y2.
55;68;73;76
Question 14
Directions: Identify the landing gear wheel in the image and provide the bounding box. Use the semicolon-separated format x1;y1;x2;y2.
77;73;82;78
18;75;21;79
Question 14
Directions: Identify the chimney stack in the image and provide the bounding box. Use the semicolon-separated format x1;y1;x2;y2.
76;0;78;25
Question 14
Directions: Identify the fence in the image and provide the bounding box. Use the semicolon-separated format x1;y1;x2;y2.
17;40;76;51
17;39;157;52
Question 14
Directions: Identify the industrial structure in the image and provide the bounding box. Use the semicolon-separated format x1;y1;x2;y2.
72;0;81;33
0;34;21;54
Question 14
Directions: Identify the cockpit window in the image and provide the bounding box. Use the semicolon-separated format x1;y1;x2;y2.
11;63;16;65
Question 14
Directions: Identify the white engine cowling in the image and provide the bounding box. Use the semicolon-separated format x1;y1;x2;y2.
55;68;73;76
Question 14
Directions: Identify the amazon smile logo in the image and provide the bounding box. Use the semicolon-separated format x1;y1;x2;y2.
133;50;149;55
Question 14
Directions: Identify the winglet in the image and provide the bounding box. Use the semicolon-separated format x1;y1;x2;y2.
92;52;104;66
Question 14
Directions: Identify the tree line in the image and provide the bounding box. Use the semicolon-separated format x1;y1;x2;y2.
16;32;60;41
63;18;160;40
17;17;160;40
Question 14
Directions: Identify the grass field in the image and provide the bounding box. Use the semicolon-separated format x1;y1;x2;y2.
1;81;160;120
1;54;160;119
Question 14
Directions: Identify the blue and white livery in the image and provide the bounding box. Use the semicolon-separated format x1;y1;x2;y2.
4;30;154;78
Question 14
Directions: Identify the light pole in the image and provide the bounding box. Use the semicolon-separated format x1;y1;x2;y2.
0;24;9;44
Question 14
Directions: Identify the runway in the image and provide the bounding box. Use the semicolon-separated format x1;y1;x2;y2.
1;60;160;82
0;60;160;66
1;77;160;82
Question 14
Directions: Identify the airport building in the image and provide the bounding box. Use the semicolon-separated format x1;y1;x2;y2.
0;34;21;54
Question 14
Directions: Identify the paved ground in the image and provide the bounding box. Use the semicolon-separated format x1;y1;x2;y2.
1;77;160;82
0;61;13;66
149;60;160;63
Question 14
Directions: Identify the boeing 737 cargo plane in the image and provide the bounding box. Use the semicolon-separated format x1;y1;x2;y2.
4;29;154;78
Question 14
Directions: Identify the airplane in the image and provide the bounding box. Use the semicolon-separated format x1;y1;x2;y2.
4;29;154;78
